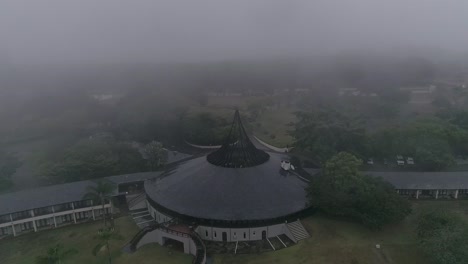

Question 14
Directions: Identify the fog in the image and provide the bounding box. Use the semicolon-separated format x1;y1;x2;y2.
2;0;468;64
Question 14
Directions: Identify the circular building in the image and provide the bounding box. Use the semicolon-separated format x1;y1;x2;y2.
144;110;309;243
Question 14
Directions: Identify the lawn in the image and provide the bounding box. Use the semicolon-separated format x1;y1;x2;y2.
213;215;425;264
0;216;191;264
252;108;296;148
213;201;468;264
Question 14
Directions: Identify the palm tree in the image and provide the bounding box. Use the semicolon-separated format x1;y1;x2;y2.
92;227;123;264
35;244;77;264
83;180;116;227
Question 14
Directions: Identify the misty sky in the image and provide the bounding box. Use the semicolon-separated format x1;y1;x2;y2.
1;0;468;64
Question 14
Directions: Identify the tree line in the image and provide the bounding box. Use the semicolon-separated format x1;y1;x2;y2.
38;137;168;184
293;109;468;170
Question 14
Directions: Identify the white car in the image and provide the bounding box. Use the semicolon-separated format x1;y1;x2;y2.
281;160;295;171
396;155;405;166
367;158;374;165
406;157;415;165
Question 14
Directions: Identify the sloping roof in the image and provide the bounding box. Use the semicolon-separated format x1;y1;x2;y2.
367;171;468;190
0;151;192;216
145;152;308;221
107;171;162;184
0;180;98;216
303;168;468;190
0;171;162;216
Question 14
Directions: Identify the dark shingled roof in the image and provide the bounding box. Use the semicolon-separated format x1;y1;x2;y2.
0;180;100;216
367;171;468;190
0;171;162;216
145;153;308;221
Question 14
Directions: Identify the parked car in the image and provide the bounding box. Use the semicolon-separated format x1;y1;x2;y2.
406;157;414;165
396;155;405;166
367;158;374;165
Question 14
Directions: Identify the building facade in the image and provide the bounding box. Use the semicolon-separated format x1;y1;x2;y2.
0;200;111;237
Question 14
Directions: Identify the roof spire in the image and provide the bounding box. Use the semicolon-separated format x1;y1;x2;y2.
207;110;270;168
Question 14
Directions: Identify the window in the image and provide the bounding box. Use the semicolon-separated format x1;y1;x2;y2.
244;232;246;239
214;231;217;238
253;231;256;235
34;206;53;216
206;230;208;237
54;203;73;213
0;214;10;224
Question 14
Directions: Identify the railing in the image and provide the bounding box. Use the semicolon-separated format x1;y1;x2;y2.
127;193;146;208
184;140;221;149
190;232;206;264
128;221;160;252
158;225;191;238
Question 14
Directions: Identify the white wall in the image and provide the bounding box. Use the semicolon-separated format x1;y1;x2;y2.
195;224;287;242
249;227;267;241
137;229;193;254
267;224;285;237
148;204;173;223
150;205;289;243
0;204;111;237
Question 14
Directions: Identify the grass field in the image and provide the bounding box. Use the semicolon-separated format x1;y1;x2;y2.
253;108;296;148
214;201;468;264
0;216;191;264
214;215;424;264
1;201;467;264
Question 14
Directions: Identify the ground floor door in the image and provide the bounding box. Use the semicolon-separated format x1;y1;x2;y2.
222;232;227;242
262;230;267;239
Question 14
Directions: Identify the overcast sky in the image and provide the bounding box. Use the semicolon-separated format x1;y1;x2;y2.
1;0;468;64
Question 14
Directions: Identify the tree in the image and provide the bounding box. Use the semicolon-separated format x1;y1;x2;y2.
182;113;230;145
142;141;168;171
412;136;454;171
0;151;21;192
84;180;116;227
35;244;77;264
40;138;146;183
447;110;468;130
92;227;123;264
308;152;411;229
293;110;368;163
369;119;465;170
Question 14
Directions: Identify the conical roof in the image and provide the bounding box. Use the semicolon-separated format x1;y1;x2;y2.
206;110;270;168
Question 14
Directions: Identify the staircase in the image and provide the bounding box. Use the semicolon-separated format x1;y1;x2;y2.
127;193;146;209
287;220;310;241
130;208;154;228
127;221;160;252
